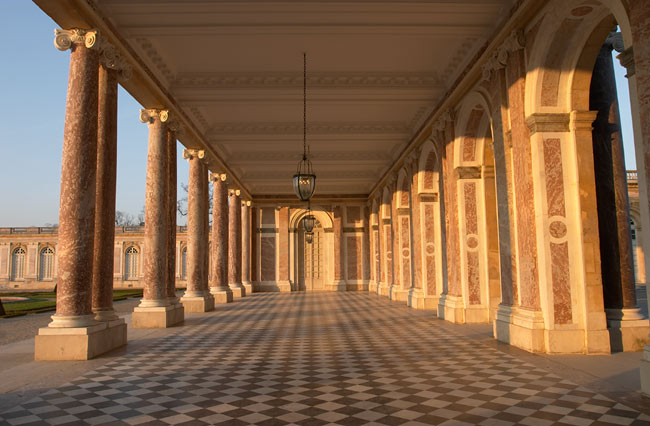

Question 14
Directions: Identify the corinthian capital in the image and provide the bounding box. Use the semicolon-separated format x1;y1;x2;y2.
139;109;169;124
182;149;205;160
54;28;99;51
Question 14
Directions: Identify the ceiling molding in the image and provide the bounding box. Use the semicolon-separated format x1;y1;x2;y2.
207;122;409;136
229;151;391;162
172;72;445;89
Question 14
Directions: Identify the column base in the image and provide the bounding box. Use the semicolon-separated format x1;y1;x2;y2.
367;280;376;292
641;346;650;395
607;309;650;352
180;293;215;313
324;280;347;292
389;285;409;302
229;283;246;298
346;282;368;291
256;281;292;292
132;304;184;328
494;305;545;353
242;281;253;295
210;286;234;303
408;288;439;312
378;282;390;297
35;318;127;361
437;294;465;323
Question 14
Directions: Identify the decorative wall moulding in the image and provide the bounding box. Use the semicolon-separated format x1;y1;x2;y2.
419;193;439;202
173;72;446;89
207;122;409;136
525;113;570;135
455;166;481;180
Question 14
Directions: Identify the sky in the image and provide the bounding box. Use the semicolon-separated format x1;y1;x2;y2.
0;1;639;227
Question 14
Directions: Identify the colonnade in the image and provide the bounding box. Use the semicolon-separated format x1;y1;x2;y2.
34;29;252;360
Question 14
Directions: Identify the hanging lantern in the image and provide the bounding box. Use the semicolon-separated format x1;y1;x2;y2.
305;231;314;244
303;213;315;233
292;52;316;201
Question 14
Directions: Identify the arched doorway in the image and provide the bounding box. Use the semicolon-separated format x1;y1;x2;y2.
297;217;325;291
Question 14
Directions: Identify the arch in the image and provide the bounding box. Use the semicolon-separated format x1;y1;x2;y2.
289;206;333;230
11;245;26;281
124;245;140;281
525;0;631;116
454;91;492;168
396;168;410;209
39;245;55;281
418;139;440;194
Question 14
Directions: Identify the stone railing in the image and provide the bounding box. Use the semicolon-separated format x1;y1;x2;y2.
628;170;638;182
0;226;189;235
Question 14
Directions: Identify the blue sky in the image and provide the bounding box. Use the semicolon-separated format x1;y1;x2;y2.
0;1;638;227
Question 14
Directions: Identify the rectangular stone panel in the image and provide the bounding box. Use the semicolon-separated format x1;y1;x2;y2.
464;182;480;305
400;216;411;287
262;208;276;225
346;206;361;225
261;236;276;281
346;236;361;280
423;203;436;297
0;245;8;277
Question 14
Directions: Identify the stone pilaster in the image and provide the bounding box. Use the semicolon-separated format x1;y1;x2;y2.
241;200;253;294
228;189;246;297
180;149;214;312
328;205;347;291
132;109;182;328
210;173;233;303
36;28;124;360
276;206;292;292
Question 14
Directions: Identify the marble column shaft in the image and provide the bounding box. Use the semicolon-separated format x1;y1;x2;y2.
54;33;99;323
140;109;169;306
201;164;209;290
186;152;205;296
92;65;118;321
242;201;251;284
333;206;343;281
166;129;177;301
591;41;637;311
211;175;230;291
228;190;242;286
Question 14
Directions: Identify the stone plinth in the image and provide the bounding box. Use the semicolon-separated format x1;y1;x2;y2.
325;280;347;292
390;288;409;302
607;309;650;352
181;294;215;313
494;305;545;353
437;294;465;323
257;281;292;292
35;318;126;360
210;287;234;303
132;304;184;328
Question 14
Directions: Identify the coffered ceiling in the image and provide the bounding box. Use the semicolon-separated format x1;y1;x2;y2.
35;0;517;198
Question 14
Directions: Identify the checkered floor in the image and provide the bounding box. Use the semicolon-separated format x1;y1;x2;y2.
1;292;650;425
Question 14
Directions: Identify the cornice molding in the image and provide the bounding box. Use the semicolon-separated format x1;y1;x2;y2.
230;151;390;162
173;72;445;89
134;37;174;83
207;121;409;136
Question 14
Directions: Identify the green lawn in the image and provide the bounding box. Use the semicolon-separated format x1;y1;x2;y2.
0;289;143;318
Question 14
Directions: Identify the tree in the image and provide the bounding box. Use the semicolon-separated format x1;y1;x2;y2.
0;299;5;316
115;211;138;226
177;182;213;220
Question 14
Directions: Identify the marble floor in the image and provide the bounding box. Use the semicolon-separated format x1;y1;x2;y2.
1;292;650;425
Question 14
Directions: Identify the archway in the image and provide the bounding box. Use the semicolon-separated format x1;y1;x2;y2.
289;208;334;291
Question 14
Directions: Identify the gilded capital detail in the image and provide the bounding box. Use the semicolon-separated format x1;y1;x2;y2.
54;28;98;51
139;109;169;124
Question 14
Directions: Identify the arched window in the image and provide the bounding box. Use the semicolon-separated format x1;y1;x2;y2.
125;246;139;280
39;247;54;280
11;247;26;281
181;246;187;280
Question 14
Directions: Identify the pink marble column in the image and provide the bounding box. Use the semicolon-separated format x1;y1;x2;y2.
210;173;233;303
50;29;100;328
183;150;206;297
228;189;246;297
166;128;178;303
241;200;253;294
201;162;210;292
91;65;118;322
138;109;170;307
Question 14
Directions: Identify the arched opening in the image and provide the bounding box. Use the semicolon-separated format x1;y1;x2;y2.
523;0;647;353
124;246;140;281
181;246;188;281
297;217;324;291
39;246;55;281
11;247;25;281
